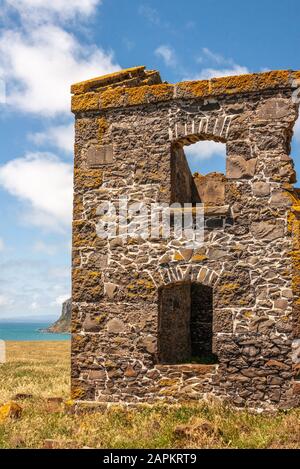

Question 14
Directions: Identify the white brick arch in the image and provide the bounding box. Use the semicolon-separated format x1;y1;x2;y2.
150;264;220;289
168;113;235;145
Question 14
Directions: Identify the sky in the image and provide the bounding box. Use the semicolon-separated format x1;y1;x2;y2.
0;0;300;320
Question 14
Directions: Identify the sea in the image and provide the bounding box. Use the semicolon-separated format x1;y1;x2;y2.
0;322;70;341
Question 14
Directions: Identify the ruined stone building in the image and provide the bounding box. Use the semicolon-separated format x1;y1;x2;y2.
71;67;300;409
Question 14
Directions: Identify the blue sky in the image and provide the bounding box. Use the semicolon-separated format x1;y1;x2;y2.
0;0;300;319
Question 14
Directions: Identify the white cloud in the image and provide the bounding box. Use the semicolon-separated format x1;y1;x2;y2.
0;238;4;251
0;152;73;231
52;293;70;307
188;48;249;81
186;65;249;81
201;47;233;66
29;122;74;153
5;0;101;23
0;24;120;116
0;1;119;116
33;240;58;256
185;141;226;161
155;45;177;67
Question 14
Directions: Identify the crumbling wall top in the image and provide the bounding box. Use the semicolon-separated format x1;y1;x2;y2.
71;67;300;113
71;66;162;95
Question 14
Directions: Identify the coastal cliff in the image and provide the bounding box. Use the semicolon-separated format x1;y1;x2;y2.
46;298;71;333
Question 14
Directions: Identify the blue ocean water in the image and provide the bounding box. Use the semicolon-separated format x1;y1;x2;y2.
0;322;70;341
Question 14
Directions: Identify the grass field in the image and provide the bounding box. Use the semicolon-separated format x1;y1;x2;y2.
0;341;299;449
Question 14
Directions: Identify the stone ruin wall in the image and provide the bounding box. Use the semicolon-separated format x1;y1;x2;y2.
71;67;300;410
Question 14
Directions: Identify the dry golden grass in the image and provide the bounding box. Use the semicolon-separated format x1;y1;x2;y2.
1;341;70;402
0;341;299;449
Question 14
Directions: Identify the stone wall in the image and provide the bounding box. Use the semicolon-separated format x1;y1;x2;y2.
71;66;300;409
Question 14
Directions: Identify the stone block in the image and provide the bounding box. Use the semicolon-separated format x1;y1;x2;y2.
252;181;270;197
140;335;156;354
107;318;125;334
250;220;284;241
83;314;103;332
89;370;106;380
256;98;291;120
104;282;118;299
87;145;113;167
270;190;293;207
226;156;257;179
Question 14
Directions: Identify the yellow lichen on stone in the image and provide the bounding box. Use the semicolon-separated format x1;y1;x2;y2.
99;83;174;108
211;74;256;96
72;334;85;345
219;283;240;292
158;378;180;387
127;84;173;105
64;399;76;414
126;278;156;300
125;85;148;105
98;117;108;143
99;86;125;108
73;194;84;221
0;402;22;423
64;399;75;407
127;279;155;290
255;70;290;90
191;254;207;262
71;66;146;94
292;70;300;80
174;252;184;261
71;92;99;112
211;70;290;96
74;168;103;191
243;311;254;319
72;220;97;248
72;68;300;112
176;80;210;97
287;190;300;328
